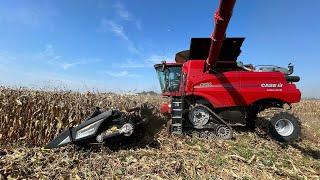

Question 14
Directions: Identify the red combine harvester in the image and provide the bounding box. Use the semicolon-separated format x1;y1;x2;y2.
45;0;301;149
154;0;301;142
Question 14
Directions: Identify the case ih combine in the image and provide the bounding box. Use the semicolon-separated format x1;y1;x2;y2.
46;0;301;149
154;0;301;141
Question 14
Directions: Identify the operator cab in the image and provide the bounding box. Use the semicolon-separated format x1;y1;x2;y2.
154;38;244;94
154;63;182;93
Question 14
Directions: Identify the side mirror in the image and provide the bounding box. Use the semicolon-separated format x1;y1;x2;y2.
287;63;294;75
237;61;244;68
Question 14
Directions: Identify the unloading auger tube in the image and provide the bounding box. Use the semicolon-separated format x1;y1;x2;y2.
206;0;236;71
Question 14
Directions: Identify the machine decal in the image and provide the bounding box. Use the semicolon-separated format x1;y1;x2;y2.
194;82;215;88
194;83;235;89
260;83;283;92
266;89;283;92
261;83;283;88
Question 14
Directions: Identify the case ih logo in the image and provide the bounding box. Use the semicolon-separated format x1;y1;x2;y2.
261;83;283;88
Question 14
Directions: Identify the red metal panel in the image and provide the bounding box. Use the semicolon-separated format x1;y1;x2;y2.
184;60;241;107
239;72;301;105
182;60;301;108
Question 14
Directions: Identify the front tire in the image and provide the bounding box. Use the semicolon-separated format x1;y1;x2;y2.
269;112;301;143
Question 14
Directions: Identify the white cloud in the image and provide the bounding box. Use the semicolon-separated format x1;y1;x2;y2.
100;19;139;54
119;54;172;68
62;62;82;70
37;44;102;70
0;69;113;93
112;1;141;30
0;44;101;71
147;55;171;64
0;7;39;25
0;48;109;92
61;63;72;70
135;20;142;31
43;44;55;57
61;58;102;70
101;19;128;40
37;44;61;62
0;3;56;26
0;51;16;63
104;70;141;78
99;2;142;54
113;2;131;21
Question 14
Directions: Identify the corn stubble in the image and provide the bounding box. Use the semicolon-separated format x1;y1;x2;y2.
0;87;319;179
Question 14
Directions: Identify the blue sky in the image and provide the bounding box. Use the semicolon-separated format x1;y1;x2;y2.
0;0;319;97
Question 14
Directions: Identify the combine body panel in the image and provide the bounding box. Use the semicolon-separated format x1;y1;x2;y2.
239;71;301;105
182;60;301;108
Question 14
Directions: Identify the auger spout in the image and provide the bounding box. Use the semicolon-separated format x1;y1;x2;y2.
206;0;236;71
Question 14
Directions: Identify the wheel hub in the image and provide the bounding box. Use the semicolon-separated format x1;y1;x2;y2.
215;125;232;140
188;107;210;128
275;119;294;137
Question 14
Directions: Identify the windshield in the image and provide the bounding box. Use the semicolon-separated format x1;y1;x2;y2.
155;66;181;93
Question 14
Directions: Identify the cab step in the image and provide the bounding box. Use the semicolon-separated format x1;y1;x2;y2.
171;98;183;135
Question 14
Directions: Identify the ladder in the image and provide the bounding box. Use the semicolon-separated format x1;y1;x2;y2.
171;98;183;134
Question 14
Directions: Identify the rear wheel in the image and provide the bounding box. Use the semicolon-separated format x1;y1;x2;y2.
269;112;301;143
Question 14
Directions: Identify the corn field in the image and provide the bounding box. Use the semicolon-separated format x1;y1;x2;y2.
0;87;319;179
0;87;164;146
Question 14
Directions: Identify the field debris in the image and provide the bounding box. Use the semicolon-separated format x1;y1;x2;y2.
0;87;319;179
